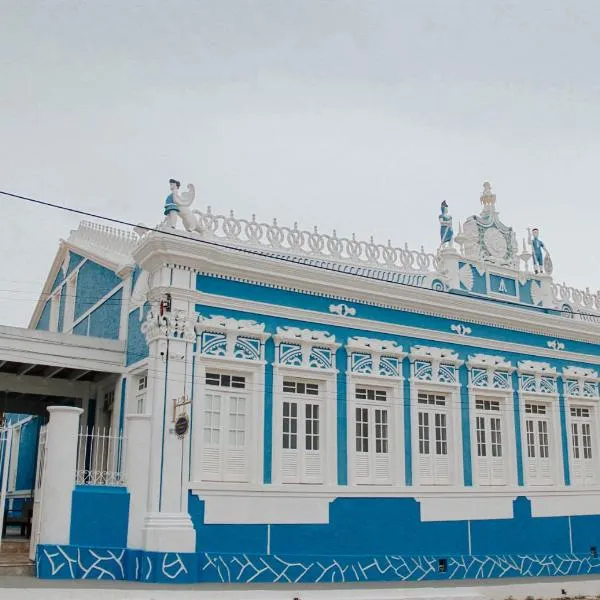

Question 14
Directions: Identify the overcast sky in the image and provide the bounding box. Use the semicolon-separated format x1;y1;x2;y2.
1;1;600;327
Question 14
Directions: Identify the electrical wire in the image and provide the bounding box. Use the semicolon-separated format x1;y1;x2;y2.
0;188;596;320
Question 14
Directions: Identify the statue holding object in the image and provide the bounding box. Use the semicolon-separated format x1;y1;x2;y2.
528;227;552;274
164;178;198;231
439;200;454;246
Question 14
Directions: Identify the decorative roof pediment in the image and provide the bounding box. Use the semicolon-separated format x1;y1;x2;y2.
274;326;338;348
347;336;405;357
563;366;599;381
517;360;557;377
196;315;268;338
467;354;513;371
409;345;462;365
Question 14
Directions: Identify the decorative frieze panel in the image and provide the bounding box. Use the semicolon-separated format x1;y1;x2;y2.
346;337;406;378
142;309;197;343
467;354;513;390
409;346;463;385
274;326;339;370
518;360;558;395
563;366;600;398
196;315;269;361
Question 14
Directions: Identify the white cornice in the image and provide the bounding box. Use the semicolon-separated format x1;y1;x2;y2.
132;234;600;346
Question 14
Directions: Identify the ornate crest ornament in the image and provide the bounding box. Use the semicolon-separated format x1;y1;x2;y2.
455;182;519;267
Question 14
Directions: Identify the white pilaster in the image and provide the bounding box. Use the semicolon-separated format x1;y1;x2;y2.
125;414;151;549
39;406;83;545
140;307;196;552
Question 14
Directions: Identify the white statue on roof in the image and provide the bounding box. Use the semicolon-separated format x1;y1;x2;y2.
164;178;198;231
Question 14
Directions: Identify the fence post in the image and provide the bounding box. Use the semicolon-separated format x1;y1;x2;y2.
39;406;83;546
125;414;151;549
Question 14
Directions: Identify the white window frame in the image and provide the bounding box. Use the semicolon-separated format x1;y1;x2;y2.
191;355;265;486
347;373;403;487
411;380;463;487
469;388;516;487
135;372;148;415
520;393;562;487
272;364;337;486
565;397;600;487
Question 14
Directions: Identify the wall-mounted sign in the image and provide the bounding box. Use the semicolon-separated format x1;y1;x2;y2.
174;414;189;438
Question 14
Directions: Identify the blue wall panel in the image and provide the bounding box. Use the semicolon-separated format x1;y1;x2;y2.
126;304;149;366
35;301;51;331
73;317;89;336
470;497;570;555
88;288;122;340
66;252;85;276
70;486;130;548
270;498;468;556
16;418;40;491
57;287;66;332
74;261;121;321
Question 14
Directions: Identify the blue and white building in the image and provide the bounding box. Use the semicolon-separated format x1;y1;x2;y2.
5;181;600;590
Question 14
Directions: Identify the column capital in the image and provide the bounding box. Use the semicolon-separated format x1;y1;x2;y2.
141;308;197;344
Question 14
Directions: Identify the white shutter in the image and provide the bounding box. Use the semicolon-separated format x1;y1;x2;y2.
417;410;434;484
373;408;391;484
200;393;223;480
571;422;583;484
524;418;538;484
302;402;323;483
434;454;451;485
225;395;249;482
281;400;300;483
353;407;371;483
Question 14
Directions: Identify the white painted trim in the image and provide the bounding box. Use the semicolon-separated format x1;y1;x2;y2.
190;290;600;366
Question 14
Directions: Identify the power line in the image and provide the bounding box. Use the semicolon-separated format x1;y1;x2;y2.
0;188;593;321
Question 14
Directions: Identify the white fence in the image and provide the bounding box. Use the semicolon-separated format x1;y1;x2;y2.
76;427;125;486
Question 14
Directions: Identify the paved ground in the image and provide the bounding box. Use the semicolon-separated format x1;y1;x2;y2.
1;574;600;599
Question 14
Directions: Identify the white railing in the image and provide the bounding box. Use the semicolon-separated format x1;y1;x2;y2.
188;207;438;273
551;282;600;322
76;427;125;486
69;220;139;258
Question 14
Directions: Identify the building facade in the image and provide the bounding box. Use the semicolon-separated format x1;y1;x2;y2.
24;182;600;585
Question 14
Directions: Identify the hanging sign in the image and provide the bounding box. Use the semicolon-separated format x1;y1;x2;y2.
174;414;189;438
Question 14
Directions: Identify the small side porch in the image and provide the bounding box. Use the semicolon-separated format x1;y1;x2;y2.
0;324;125;553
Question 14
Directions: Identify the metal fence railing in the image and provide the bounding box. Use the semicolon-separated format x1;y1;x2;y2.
76;427;125;486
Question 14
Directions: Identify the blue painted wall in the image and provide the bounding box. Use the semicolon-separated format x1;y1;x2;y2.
70;486;130;548
74;261;121;321
57;287;66;332
66;252;85;276
73;317;89;336
16;417;40;491
126;304;149;366
36;301;51;331
88;288;122;340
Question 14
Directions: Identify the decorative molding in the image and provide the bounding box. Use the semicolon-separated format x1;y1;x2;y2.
410;346;462;365
518;360;558;394
517;360;558;376
347;336;406;378
467;354;512;371
188;207;438;275
274;326;339;370
141;309;197;343
195;314;269;361
467;355;513;390
546;340;566;351
450;323;472;336
329;303;356;317
563;366;599;380
410;345;462;384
